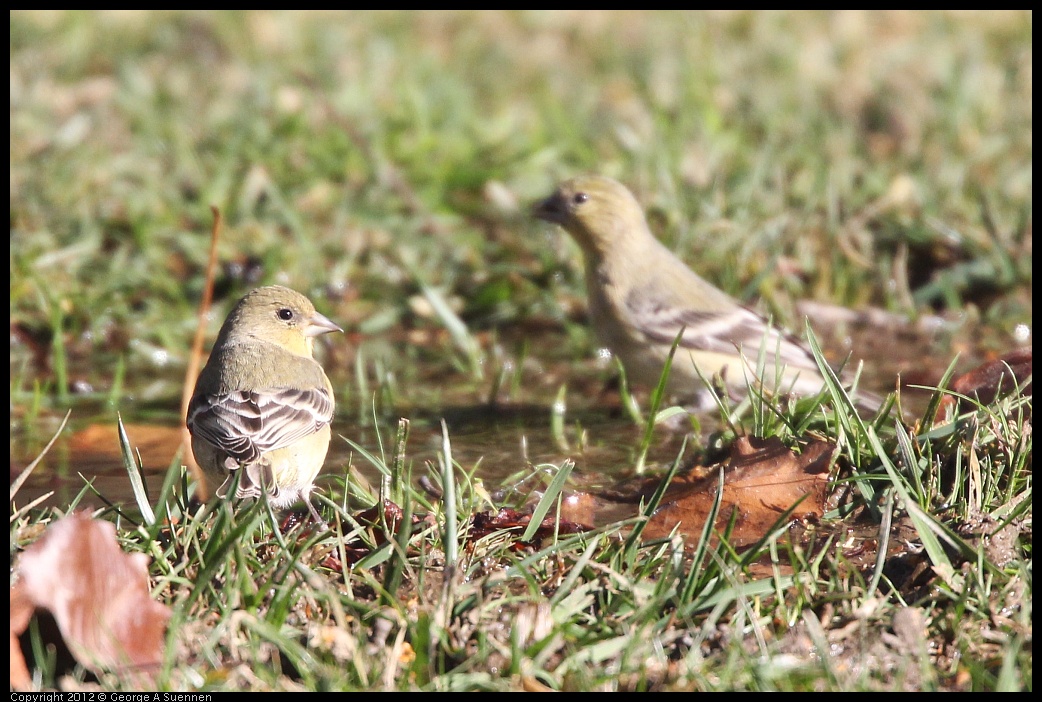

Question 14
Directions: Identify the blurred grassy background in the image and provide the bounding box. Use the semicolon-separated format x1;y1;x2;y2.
10;14;1032;691
10;10;1032;424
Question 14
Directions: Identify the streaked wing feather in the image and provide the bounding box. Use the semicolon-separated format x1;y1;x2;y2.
625;294;819;372
187;387;334;464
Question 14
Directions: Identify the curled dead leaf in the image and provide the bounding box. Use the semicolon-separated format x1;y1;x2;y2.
936;347;1032;422
643;436;835;547
10;512;171;688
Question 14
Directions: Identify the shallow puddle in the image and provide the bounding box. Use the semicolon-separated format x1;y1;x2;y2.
10;310;1007;541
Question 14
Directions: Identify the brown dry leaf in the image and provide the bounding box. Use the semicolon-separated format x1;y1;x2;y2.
469;508;587;549
10;512;171;687
643;436;834;547
961;347;1032;399
9;585;34;690
936;347;1032;421
69;422;183;470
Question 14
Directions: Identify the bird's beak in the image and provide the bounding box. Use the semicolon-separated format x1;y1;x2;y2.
532;191;568;225
304;312;343;337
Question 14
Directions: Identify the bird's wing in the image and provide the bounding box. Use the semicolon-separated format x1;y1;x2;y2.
187;386;335;464
624;290;820;373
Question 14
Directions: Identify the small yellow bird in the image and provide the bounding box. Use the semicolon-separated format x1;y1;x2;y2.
187;285;341;523
534;175;878;410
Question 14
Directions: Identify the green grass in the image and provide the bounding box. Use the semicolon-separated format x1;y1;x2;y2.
10;10;1031;692
11;374;1032;691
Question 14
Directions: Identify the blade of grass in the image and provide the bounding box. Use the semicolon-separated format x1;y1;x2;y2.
550;385;569;452
634;327;684;475
383;461;415;605
421;283;483;381
866;486;896;598
679;466;726;603
623;435;688;564
615;356;643;426
521;459;574;543
117;413;156;526
548;536;602;607
869;424;1003;587
10;409;70;503
440;419;458;570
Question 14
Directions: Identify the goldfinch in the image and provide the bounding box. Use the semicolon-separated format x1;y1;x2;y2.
187;285;341;523
534;175;878;410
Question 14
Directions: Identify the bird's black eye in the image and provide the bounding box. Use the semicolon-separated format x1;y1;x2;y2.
572;192;589;205
277;308;295;321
